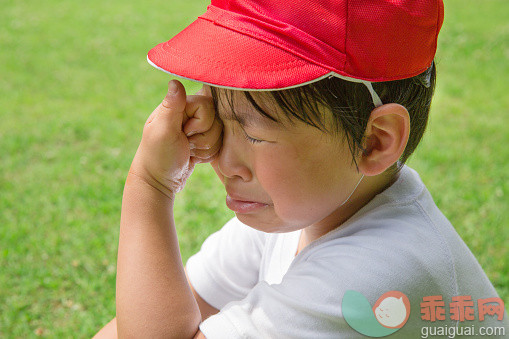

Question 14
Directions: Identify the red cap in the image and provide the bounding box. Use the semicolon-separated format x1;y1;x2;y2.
147;0;444;90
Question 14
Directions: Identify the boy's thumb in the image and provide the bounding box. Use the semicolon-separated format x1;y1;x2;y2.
157;80;187;125
162;80;186;108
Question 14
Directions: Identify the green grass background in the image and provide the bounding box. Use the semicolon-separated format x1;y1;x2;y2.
1;0;507;337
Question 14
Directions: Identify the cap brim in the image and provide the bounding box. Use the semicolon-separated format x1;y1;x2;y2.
147;17;332;91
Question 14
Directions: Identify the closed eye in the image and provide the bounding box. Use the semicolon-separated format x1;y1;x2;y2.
243;131;263;144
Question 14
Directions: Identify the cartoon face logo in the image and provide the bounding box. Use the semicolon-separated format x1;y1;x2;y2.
342;290;411;337
373;292;410;328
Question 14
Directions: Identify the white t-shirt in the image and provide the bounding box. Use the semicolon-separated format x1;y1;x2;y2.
186;166;507;338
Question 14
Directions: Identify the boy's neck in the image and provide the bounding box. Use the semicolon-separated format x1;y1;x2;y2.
296;171;400;256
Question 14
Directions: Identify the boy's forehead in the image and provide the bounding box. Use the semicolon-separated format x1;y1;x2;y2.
213;88;284;129
218;108;279;129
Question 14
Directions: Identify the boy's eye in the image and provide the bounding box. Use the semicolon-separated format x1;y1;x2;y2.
242;130;263;144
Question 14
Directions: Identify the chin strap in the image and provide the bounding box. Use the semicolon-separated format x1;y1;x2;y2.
339;174;365;207
328;72;383;107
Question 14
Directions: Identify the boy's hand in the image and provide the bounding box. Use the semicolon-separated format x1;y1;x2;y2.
129;80;222;197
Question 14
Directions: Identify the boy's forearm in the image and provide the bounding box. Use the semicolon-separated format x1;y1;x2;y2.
116;173;201;338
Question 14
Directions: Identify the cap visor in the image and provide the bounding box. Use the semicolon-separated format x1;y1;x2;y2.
147;17;331;90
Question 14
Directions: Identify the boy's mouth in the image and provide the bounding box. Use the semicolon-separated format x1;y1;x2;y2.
225;193;269;214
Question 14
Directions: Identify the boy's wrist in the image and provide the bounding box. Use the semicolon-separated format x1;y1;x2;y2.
126;166;177;202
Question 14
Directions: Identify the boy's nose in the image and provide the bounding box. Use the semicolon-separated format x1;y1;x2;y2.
215;129;252;182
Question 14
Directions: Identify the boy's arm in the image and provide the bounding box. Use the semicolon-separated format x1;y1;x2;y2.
186;269;221;321
116;174;201;338
115;80;221;338
93;271;217;338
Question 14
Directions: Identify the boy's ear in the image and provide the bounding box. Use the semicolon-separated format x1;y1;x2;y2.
358;103;410;176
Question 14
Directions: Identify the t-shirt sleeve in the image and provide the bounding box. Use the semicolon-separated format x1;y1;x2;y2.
197;256;361;339
185;217;266;309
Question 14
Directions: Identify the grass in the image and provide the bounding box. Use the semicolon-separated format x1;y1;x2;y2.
407;0;509;302
0;0;507;337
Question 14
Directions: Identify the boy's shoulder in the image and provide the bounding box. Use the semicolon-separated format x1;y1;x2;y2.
285;165;499;305
296;166;452;267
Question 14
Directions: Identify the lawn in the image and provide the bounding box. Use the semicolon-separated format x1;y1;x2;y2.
0;0;507;337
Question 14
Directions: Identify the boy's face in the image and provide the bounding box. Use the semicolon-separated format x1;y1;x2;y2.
209;87;363;233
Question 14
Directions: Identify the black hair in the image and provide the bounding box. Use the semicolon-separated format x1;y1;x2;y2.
210;62;436;172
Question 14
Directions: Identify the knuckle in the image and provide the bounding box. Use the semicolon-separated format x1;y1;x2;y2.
191;147;218;159
198;97;215;113
197;152;215;160
200;141;213;150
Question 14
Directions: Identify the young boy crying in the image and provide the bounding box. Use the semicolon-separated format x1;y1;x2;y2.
94;0;508;337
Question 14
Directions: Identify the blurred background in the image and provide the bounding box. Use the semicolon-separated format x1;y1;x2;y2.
0;0;507;337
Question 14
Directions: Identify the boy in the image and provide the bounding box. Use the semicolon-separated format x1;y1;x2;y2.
95;0;508;337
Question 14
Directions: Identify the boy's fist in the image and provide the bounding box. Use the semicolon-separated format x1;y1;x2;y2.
128;80;222;197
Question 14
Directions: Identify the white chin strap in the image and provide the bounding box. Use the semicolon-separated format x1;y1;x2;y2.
362;82;383;107
339;174;365;207
329;72;383;107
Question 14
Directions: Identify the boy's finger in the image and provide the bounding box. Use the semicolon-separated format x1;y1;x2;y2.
188;117;223;150
194;86;205;96
190;136;223;162
194;84;211;96
151;80;187;129
183;94;216;137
